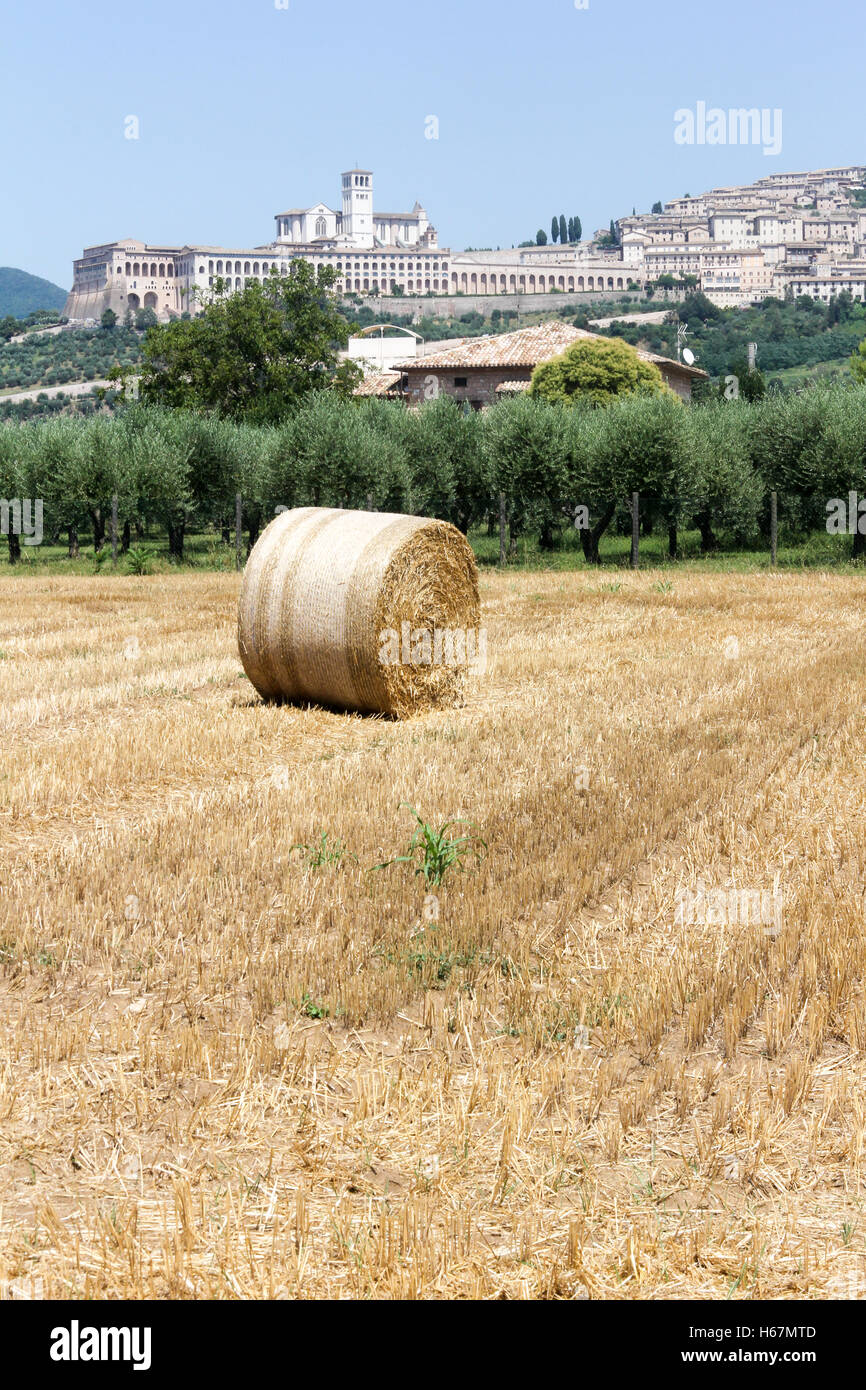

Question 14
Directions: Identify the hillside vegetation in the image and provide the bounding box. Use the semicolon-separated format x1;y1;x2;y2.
609;291;866;381
0;326;142;392
0;266;67;318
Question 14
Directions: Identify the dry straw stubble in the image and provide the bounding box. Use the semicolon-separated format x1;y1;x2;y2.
4;570;866;1298
237;507;480;717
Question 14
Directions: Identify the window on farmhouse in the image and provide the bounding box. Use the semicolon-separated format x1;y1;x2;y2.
454;377;468;387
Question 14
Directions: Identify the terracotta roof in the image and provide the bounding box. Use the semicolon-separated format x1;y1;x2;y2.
353;371;404;397
399;323;584;370
496;380;531;394
398;322;707;377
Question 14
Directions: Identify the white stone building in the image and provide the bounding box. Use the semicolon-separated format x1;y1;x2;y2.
63;162;866;324
64;169;444;322
618;165;866;307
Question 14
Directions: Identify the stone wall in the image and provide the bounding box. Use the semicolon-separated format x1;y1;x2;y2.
346;289;649;319
402;367;527;409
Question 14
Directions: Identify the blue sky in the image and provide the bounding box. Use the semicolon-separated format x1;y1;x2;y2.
3;0;862;289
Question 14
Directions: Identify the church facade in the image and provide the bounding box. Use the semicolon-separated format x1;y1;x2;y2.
275;169;434;249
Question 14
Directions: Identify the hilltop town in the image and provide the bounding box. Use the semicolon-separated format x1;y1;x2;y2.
62;163;866;324
618;165;866;307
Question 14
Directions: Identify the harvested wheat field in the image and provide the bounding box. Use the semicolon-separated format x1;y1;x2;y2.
2;567;866;1301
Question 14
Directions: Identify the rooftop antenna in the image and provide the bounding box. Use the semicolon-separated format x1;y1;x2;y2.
676;321;689;363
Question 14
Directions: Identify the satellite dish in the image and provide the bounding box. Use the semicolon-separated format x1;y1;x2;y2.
682;347;696;366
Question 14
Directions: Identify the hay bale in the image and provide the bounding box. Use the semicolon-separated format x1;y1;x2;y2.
238;507;480;716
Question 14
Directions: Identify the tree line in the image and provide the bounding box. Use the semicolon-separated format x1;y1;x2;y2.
527;216;582;247
4;384;866;564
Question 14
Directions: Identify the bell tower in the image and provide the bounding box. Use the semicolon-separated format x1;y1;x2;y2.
341;168;374;246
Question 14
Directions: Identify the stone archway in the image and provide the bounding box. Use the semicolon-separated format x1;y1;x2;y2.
143;292;158;309
127;293;141;311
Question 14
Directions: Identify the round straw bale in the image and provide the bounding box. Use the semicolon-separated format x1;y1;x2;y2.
238;507;480;716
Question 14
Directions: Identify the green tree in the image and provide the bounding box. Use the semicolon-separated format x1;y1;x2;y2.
850;336;866;383
133;263;354;424
573;215;582;243
811;386;866;557
483;394;571;551
724;356;766;402
0;423;24;561
125;406;193;561
559;215;568;246
536;229;548;246
403;394;487;531
277;392;404;511
679;291;721;323
529;337;668;408
177;412;252;546
680;399;763;554
551;217;559;244
73;414;129;552
101;308;117;329
588;394;687;560
745;388;835;548
651;201;663;214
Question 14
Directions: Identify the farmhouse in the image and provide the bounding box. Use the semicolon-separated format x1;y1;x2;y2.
356;322;707;407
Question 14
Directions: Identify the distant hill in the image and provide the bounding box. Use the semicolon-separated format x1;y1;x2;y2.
0;267;68;318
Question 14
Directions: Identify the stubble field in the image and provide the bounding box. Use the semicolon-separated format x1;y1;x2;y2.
1;566;866;1300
